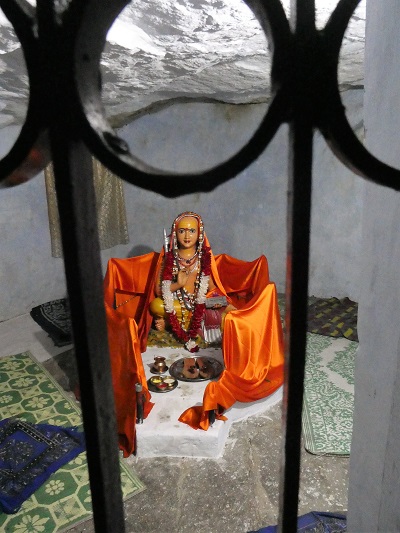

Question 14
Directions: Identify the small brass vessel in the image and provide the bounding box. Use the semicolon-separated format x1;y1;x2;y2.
152;356;168;374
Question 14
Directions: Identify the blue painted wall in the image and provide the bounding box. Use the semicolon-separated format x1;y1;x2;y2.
0;90;363;320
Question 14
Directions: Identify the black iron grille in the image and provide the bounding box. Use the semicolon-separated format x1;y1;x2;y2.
1;1;399;531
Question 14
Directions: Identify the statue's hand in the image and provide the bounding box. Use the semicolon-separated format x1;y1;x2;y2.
177;269;189;288
154;317;166;331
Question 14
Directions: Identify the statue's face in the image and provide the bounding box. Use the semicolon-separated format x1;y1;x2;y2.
176;217;198;249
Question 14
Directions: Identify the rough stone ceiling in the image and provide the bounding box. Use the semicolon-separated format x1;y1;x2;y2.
0;0;365;128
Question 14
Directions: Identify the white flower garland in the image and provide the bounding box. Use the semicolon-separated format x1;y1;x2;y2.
185;339;198;352
161;280;174;313
162;266;210;352
162;275;210;314
196;274;210;304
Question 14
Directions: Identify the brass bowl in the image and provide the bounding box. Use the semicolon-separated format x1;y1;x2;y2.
149;375;163;386
163;377;176;389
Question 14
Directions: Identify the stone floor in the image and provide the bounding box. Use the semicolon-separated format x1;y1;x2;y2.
0;314;349;533
43;347;348;533
64;402;348;533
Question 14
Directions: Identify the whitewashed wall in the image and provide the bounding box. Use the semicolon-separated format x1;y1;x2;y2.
0;90;364;321
0;127;67;321
348;1;400;530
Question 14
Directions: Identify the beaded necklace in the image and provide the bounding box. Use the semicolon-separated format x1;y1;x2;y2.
177;250;198;266
161;248;211;352
161;212;211;352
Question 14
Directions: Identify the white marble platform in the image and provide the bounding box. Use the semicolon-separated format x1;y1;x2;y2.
137;346;282;458
0;314;282;459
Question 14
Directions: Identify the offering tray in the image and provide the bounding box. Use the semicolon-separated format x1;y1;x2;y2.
169;356;223;382
147;375;178;393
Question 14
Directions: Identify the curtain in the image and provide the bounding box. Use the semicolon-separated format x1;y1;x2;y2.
44;159;129;257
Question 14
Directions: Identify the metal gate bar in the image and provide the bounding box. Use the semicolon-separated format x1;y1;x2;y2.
50;139;125;532
35;1;126;530
280;121;313;532
279;3;315;530
2;1;400;532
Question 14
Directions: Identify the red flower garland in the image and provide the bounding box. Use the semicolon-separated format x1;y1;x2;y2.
163;247;211;352
163;250;175;281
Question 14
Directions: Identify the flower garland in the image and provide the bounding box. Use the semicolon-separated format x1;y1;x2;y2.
161;246;211;352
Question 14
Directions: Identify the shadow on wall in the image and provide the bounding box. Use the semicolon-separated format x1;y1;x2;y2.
127;245;154;257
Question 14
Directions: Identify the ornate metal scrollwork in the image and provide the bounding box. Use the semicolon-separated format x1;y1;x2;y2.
1;0;399;193
0;1;50;184
0;3;398;532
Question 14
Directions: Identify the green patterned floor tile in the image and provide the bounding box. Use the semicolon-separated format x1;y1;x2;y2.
302;334;357;456
0;351;145;532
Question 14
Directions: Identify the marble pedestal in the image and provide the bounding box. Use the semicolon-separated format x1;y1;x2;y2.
136;346;282;458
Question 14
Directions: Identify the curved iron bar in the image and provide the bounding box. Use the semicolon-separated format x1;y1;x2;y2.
310;0;400;190
0;0;49;184
325;112;400;191
324;0;361;51
77;91;288;198
321;0;400;190
71;0;290;197
0;0;400;193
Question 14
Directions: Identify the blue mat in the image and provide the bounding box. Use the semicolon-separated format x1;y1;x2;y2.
249;511;347;532
0;418;85;514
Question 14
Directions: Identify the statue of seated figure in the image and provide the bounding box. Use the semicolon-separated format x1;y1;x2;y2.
103;209;285;453
149;212;236;352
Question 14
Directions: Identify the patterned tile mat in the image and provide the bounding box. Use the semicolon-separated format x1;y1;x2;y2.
277;295;358;341
0;351;145;533
307;297;358;341
302;334;358;456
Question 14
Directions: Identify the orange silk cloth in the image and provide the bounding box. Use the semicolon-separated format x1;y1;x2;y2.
103;250;284;454
179;253;284;430
103;252;162;456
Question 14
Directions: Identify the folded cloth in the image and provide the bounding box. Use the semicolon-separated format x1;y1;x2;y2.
248;511;347;533
307;297;358;342
30;298;72;347
202;308;223;344
0;418;85;514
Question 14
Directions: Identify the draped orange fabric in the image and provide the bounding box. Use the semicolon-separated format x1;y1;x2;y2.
103;249;284;453
103;252;162;353
103;253;162;455
178;254;284;430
